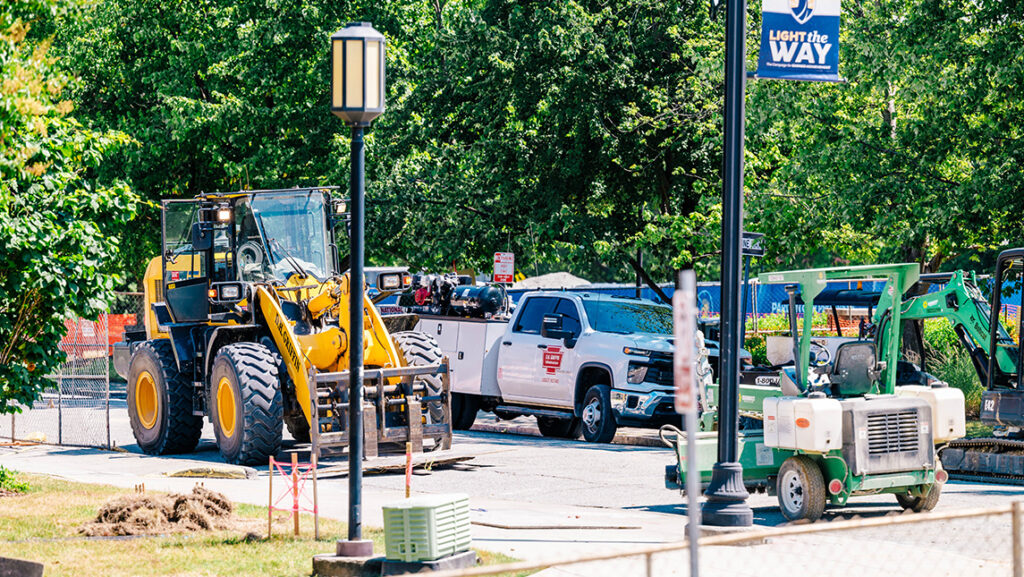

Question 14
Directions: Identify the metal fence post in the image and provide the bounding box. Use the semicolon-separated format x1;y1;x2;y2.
105;313;111;449
57;360;63;446
1014;501;1022;577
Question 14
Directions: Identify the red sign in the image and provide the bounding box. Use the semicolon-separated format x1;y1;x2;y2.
673;273;698;414
493;252;514;284
542;346;563;375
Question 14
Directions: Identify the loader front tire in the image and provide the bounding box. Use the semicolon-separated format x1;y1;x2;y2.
393;331;449;450
127;340;203;455
210;343;283;465
392;331;446;421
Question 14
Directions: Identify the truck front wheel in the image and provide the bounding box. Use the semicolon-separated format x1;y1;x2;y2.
580;385;617;443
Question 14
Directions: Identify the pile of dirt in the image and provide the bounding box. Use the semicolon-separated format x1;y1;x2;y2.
81;486;237;536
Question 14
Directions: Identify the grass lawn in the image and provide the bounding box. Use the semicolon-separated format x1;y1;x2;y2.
0;472;516;577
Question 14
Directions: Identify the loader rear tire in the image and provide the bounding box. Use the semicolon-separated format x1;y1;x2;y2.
210;343;283;465
127;340;203;455
263;341;312;444
284;413;311;444
392;331;448;450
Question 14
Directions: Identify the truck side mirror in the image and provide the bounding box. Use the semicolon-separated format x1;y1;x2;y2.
541;313;571;341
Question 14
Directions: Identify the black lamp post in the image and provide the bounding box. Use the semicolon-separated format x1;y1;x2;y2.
701;0;754;526
330;21;386;556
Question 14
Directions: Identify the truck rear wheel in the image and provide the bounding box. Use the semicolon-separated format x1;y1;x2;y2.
777;455;827;522
896;483;941;512
127;340;203;455
537;416;582;439
210;343;283;465
451;393;480;430
580;385;617;443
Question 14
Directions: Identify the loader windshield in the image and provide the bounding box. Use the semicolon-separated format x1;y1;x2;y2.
246;191;331;282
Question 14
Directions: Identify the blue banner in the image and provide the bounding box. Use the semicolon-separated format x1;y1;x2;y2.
756;0;841;82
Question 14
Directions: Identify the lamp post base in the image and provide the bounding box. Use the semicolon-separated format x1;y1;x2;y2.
701;461;753;527
335;539;374;557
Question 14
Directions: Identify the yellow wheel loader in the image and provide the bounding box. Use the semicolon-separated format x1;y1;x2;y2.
112;187;452;465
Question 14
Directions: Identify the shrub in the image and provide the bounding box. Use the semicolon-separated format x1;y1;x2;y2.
745;334;768;366
923;318;983;415
930;347;984;416
0;466;28;493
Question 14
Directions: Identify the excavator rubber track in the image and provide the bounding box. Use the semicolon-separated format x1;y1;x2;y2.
940;438;1024;484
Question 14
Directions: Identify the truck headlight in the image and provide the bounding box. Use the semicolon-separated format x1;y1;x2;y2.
623;347;654;357
627;364;649;384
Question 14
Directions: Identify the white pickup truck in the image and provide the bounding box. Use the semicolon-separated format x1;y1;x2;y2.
414;291;712;443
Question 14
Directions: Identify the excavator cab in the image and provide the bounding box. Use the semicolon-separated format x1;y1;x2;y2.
978;249;1024;431
986;249;1024;390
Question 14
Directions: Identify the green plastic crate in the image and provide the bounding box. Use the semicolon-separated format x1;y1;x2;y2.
383;493;472;562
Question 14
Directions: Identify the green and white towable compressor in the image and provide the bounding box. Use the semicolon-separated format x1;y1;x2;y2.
664;264;965;521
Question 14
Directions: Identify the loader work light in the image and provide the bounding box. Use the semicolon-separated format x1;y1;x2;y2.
330;22;386;126
379;272;402;290
210;281;246;304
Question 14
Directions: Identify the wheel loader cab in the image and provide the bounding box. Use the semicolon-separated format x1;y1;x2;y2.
122;186;453;466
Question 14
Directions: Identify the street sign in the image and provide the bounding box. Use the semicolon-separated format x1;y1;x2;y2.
742;231;765;257
493;252;514;284
673;272;698;413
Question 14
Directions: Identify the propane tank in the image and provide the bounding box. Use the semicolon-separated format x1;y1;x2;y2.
450;285;504;318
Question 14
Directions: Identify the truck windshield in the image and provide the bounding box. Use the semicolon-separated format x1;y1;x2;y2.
581;300;674;335
250;191;331;281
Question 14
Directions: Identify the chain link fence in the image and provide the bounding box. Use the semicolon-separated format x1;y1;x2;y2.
426;505;1022;577
0;292;145;448
1;315;111;447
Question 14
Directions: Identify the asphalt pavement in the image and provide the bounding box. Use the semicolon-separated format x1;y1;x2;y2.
3;407;1024;576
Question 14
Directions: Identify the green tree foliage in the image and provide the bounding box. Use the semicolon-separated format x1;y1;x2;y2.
375;0;729;283
53;0;1024;285
58;0;431;282
746;0;1024;272
0;0;137;413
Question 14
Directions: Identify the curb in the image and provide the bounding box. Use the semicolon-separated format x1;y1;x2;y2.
468;422;668;448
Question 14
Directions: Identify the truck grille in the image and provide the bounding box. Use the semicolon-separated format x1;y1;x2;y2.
644;364;674;386
866;410;920;455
